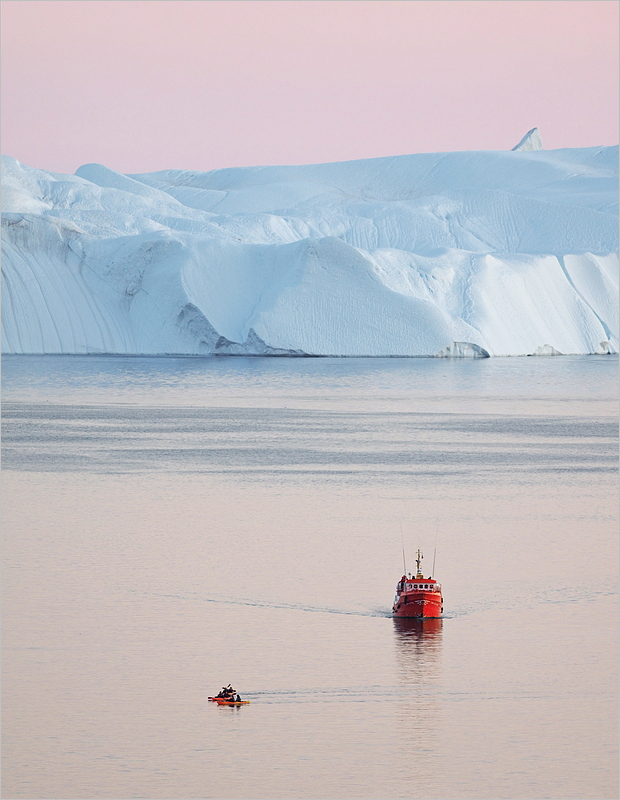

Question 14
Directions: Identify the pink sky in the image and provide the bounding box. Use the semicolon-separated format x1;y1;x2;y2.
2;0;618;174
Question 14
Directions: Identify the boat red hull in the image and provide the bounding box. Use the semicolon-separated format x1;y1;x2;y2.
392;591;442;618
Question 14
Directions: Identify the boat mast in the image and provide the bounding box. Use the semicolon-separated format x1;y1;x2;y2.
415;549;423;578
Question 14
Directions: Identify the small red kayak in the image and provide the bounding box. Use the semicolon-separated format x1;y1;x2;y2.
215;699;250;706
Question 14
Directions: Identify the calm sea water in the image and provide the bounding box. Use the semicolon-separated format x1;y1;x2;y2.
2;355;618;800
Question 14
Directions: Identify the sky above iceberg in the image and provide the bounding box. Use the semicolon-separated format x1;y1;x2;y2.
1;0;618;174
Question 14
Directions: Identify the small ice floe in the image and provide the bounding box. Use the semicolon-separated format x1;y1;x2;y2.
595;341;617;355
434;342;490;358
529;344;563;356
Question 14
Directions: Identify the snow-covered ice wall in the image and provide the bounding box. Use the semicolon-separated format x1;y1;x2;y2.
2;144;618;356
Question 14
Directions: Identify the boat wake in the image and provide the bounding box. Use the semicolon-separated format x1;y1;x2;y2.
442;580;617;618
151;590;393;618
139;578;616;622
231;686;425;704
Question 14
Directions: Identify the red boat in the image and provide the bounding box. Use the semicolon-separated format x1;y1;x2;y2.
392;549;443;618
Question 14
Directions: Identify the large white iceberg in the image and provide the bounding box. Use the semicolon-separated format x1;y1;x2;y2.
2;141;618;356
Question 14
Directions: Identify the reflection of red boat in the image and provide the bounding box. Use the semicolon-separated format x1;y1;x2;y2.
392;616;443;636
392;549;443;618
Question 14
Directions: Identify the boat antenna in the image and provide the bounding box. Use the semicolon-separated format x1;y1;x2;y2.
432;519;438;577
400;522;407;575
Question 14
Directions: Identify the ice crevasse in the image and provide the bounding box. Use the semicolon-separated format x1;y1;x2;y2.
1;141;618;356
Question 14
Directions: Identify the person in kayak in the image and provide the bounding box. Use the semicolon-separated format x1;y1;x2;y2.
235;694;242;702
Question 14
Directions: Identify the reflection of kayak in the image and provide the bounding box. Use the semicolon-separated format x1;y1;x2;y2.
215;699;250;706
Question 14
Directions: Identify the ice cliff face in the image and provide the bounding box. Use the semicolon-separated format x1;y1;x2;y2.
2;144;618;356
